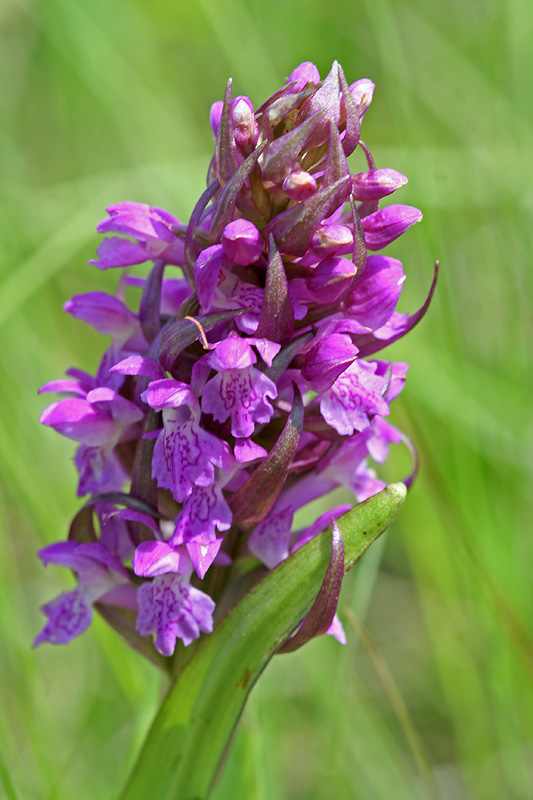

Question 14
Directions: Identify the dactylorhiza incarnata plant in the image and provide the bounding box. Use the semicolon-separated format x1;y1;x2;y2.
36;60;437;795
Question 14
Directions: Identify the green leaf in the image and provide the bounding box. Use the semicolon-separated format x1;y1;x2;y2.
120;483;407;800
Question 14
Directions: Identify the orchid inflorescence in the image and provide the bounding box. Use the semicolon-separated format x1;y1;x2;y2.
36;61;436;662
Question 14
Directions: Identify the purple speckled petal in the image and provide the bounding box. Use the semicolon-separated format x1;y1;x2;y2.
75;444;126;497
136;574;215;654
34;589;93;646
171;482;233;544
320;360;389;435
202;366;277;438
151;409;229;503
248;506;294;569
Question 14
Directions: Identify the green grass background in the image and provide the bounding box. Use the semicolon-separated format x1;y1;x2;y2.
1;0;531;797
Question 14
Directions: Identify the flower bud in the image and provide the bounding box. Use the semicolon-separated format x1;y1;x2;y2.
361;205;422;251
282;170;318;201
221;219;263;265
307;256;356;303
352;169;408;201
311;224;354;257
232;96;258;150
302;333;358;393
349;79;375;116
210;101;223;138
288;61;320;92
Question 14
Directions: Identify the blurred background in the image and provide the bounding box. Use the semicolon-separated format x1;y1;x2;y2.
1;0;531;797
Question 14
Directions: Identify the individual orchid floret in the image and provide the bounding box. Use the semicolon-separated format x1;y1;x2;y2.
40;385;144;496
171;477;233;548
89;202;186;269
136;574;215;655
201;337;278;438
34;541;133;646
141;378;230;504
311;224;354;257
248;506;294;569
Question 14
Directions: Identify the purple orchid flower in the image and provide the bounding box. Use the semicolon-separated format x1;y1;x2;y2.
34;541;134;646
38;60;435;658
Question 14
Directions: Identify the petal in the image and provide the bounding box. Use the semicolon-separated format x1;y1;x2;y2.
34;589;93;646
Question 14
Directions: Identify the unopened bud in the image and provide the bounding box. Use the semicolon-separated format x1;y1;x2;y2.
283;170;318;201
210;101;224;138
352;169;408;201
221;219;263;265
233;96;258;149
307;256;356;303
349;79;375;116
311;224;354;257
288;62;321;92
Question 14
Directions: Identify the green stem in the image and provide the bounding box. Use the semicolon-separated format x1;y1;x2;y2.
120;483;406;800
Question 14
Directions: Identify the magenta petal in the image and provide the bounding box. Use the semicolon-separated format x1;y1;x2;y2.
320;360;390;435
248;507;294;569
39;380;89;397
302;334;358;393
221;219;263;265
133;541;190;577
288;62;320;91
64;292;138;337
110;354;166;380
34;589;93;646
186;537;223;579
345;255;405;330
140;379;196;411
195;245;227;312
362;205;422;251
40;399;116;445
89;237;149;269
